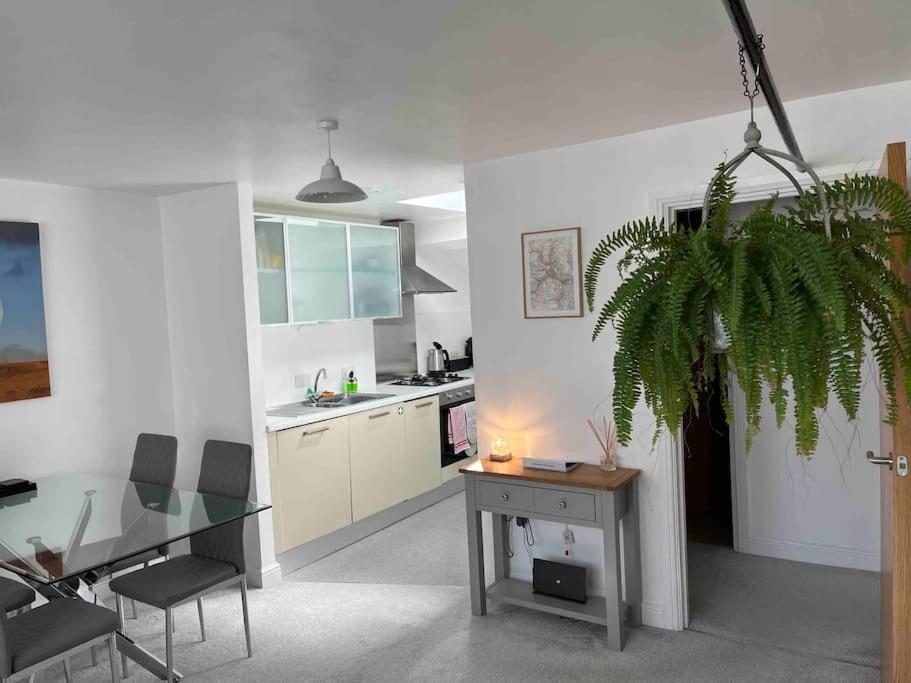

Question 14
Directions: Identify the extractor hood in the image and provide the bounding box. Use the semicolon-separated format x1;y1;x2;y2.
381;220;456;294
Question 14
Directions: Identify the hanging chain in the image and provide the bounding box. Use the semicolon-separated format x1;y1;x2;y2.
738;34;765;123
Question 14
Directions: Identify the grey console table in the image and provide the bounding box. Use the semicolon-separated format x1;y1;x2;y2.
460;459;642;651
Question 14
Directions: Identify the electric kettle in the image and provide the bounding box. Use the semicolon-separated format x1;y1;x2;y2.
427;341;450;376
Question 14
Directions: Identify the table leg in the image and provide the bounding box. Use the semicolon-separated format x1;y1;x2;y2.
491;513;510;581
623;480;643;627
464;478;486;615
602;489;625;651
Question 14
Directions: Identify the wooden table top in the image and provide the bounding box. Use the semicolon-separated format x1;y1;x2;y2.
460;458;639;491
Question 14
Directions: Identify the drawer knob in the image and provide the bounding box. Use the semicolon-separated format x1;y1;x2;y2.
501;493;510;501
559;500;568;509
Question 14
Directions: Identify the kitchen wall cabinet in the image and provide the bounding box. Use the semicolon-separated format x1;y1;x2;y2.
348;402;408;521
287;217;351;323
350;223;402;319
403;396;442;497
254;216;289;325
271;415;352;553
254;212;402;325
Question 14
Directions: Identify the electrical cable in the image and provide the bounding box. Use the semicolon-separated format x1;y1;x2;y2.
522;519;535;565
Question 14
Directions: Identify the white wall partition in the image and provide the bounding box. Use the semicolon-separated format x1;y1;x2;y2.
463;78;911;629
0;179;175;480
160;183;279;588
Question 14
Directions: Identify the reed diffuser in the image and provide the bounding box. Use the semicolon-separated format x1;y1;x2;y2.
587;416;618;471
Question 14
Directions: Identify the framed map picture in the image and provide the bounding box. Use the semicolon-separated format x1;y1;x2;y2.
521;227;583;319
0;222;51;403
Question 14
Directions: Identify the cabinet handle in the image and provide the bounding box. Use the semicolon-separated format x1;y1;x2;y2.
301;425;330;437
369;410;392;419
415;400;434;408
501;493;510;502
559;500;568;510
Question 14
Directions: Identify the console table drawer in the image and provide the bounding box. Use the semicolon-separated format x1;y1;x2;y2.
534;488;596;522
478;480;533;512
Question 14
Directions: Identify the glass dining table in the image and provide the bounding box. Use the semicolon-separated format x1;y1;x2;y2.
0;473;271;680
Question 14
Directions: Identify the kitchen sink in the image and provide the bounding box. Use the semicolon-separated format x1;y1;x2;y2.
267;393;394;418
309;393;393;408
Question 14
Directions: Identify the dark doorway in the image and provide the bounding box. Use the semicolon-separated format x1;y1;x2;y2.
676;207;734;547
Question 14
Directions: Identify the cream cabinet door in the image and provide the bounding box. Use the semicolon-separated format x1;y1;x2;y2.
349;403;407;521
403;396;442;498
274;416;352;552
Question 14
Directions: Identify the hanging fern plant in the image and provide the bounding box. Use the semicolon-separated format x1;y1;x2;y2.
584;171;911;457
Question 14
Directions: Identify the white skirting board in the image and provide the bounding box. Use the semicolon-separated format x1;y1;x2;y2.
742;536;880;572
247;562;283;589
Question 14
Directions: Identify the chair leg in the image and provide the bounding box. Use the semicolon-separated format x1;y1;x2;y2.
116;593;129;678
240;575;252;658
108;635;122;683
90;593;99;667
197;598;206;642
165;607;174;683
63;658;73;683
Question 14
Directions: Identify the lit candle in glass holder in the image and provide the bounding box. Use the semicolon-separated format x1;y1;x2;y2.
490;436;512;462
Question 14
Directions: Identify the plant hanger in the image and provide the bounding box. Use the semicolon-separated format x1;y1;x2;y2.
701;37;832;240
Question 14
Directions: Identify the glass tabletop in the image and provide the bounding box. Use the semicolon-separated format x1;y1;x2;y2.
0;473;271;584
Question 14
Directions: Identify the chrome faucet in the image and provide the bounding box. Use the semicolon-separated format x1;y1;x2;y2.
310;368;328;404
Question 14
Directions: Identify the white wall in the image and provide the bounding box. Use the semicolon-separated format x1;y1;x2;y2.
0;179;175;480
261;320;377;407
464;78;911;628
414;216;473;372
160;183;278;587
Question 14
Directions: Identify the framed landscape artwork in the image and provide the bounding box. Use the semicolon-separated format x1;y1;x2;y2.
0;221;50;403
521;226;583;319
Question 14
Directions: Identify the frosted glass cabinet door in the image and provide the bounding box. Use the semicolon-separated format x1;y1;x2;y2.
350;224;402;319
287;218;351;322
254;216;289;324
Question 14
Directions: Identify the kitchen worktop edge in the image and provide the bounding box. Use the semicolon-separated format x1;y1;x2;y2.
265;372;474;432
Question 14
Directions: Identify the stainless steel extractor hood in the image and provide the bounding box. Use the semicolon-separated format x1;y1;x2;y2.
382;220;456;294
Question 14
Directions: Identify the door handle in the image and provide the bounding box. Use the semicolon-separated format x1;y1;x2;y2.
414;400;434;408
369;410;391;419
301;425;330;437
868;451;910;476
866;451;894;466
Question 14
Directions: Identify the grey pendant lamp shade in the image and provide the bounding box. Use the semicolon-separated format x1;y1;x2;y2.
295;119;368;203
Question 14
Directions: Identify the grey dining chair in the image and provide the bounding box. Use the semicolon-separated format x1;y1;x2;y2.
0;580;33;617
110;433;178;619
0;598;120;682
109;440;253;682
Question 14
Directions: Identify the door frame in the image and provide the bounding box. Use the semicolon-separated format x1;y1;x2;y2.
650;161;879;630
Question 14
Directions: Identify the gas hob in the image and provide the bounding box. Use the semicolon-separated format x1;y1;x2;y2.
389;373;468;387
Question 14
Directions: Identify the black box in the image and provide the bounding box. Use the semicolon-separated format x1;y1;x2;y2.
532;558;587;603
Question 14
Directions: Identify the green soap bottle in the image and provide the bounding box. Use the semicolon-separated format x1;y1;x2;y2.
345;371;358;393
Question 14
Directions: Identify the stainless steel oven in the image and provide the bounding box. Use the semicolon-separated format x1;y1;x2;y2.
439;383;475;468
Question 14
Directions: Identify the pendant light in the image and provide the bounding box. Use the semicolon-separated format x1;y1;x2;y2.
295;119;367;204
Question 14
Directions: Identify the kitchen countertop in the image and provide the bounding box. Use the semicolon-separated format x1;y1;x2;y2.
265;369;474;432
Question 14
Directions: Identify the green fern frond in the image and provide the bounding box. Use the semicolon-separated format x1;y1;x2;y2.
585;169;911;457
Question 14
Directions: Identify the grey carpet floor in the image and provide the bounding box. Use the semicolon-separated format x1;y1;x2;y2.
687;542;880;668
36;493;879;682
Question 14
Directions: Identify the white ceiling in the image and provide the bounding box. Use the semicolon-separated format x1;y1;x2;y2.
1;0;909;221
